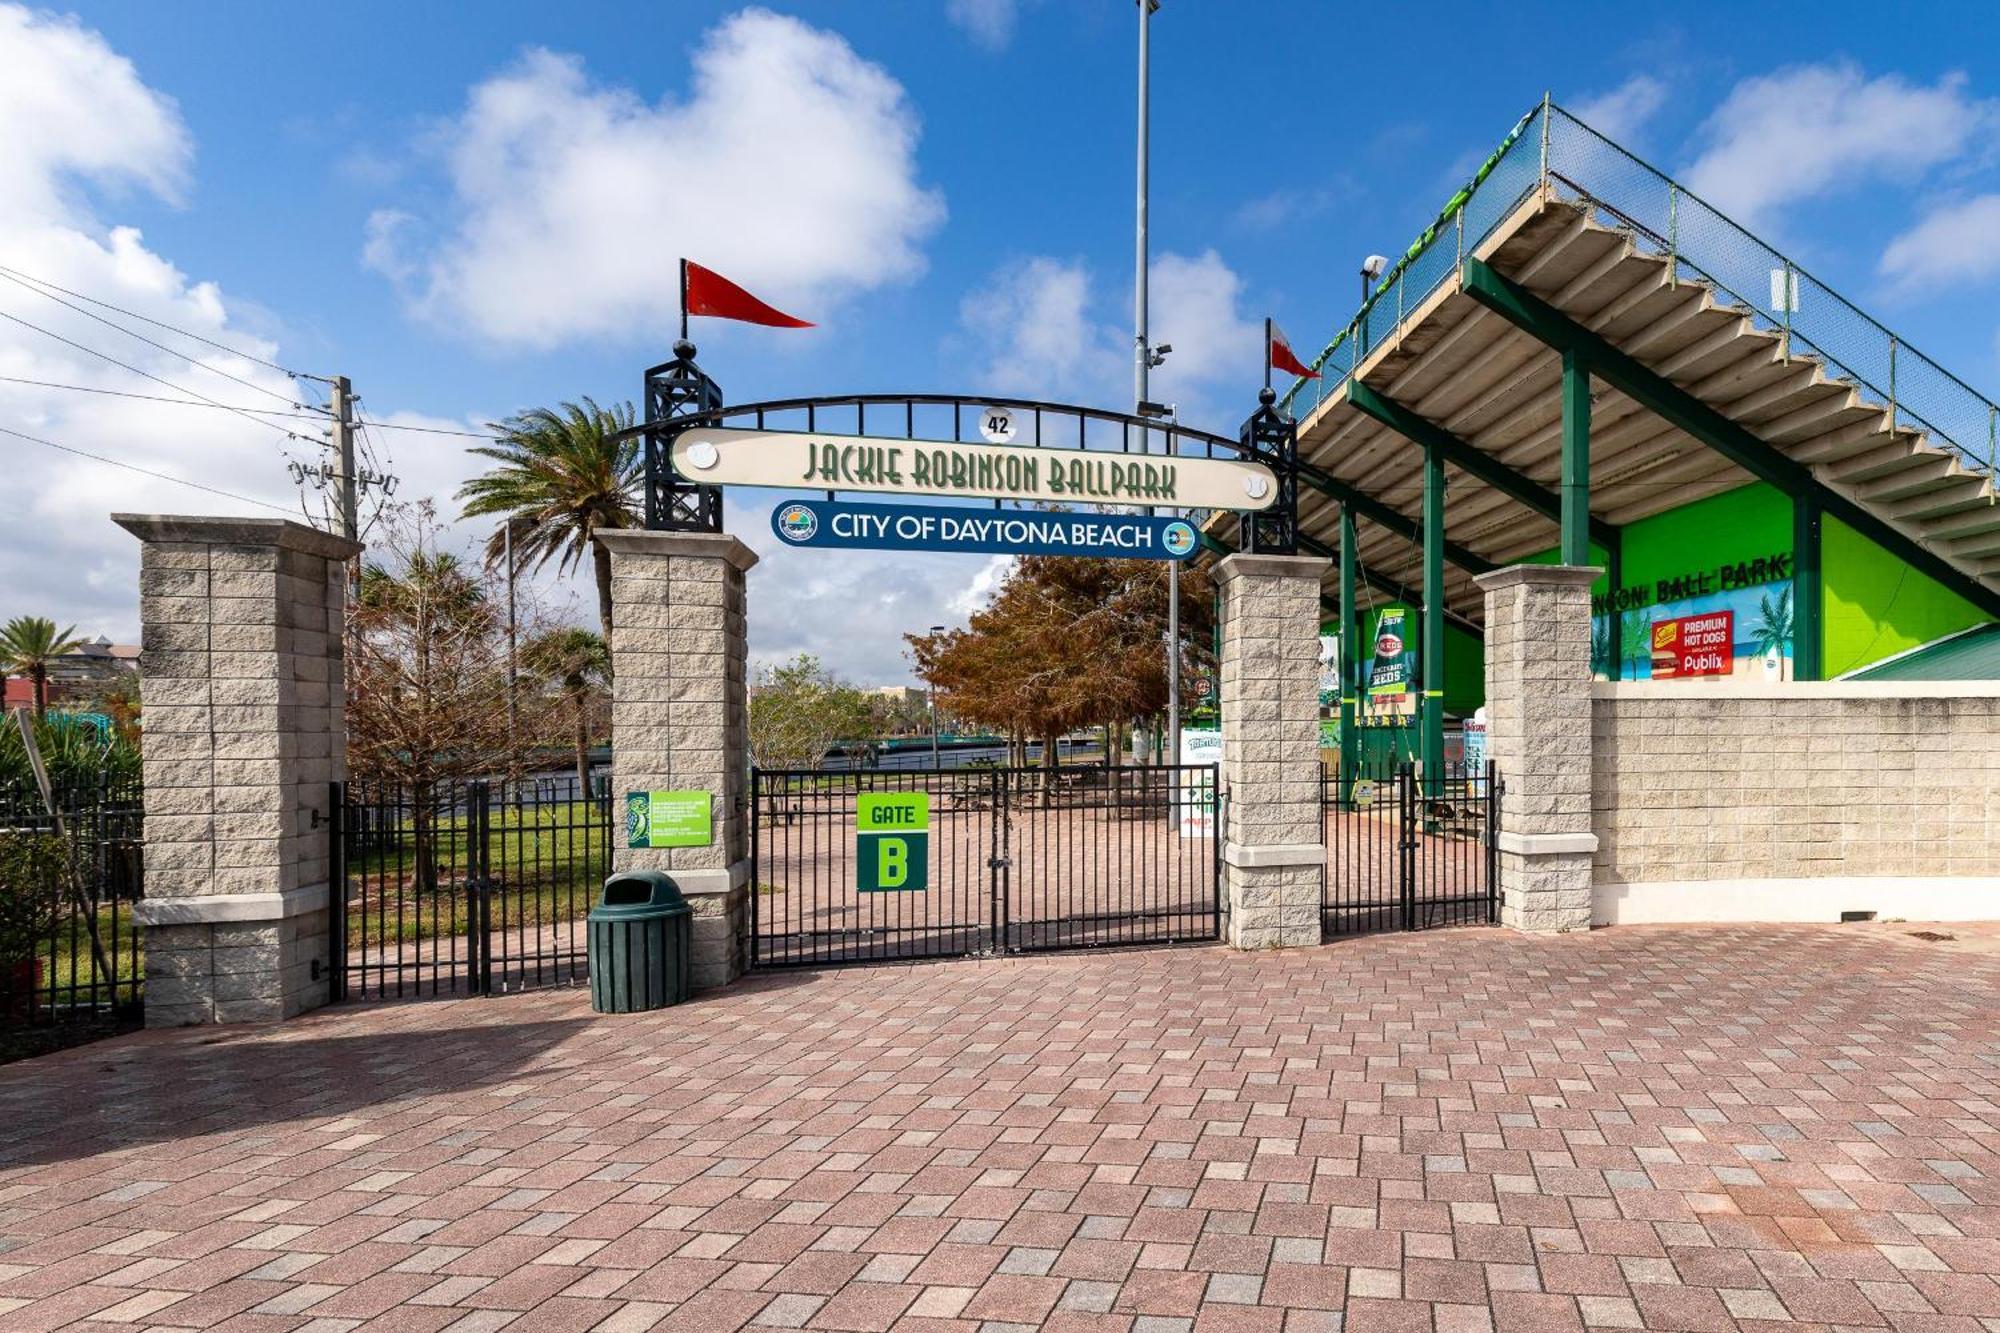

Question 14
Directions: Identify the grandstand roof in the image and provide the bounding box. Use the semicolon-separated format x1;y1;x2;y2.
1233;101;2000;633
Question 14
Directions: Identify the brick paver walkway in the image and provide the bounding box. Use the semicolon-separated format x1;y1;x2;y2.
2;924;1998;1332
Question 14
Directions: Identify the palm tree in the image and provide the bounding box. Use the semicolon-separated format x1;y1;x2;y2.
0;617;85;716
1747;584;1795;679
522;628;610;802
456;398;640;646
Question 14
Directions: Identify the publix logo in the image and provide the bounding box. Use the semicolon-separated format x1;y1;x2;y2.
1162;520;1196;558
775;503;818;543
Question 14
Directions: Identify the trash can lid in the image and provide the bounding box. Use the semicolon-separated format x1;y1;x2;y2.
593;870;691;916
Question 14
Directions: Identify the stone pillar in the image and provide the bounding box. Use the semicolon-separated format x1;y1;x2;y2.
1216;552;1330;949
114;515;359;1026
596;530;754;990
1473;564;1599;933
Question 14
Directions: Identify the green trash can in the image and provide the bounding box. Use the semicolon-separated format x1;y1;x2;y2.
588;871;692;1013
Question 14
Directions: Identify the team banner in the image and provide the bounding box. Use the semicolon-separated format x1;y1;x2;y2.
673;426;1278;511
1361;606;1417;722
772;499;1199;560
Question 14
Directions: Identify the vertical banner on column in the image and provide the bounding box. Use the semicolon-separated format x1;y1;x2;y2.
857;792;930;891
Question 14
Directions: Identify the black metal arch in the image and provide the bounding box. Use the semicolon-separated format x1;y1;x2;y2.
632;346;1298;554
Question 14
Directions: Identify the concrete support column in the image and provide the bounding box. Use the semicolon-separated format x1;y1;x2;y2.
1216;551;1331;949
1474;563;1599;933
597;530;754;990
115;515;359;1026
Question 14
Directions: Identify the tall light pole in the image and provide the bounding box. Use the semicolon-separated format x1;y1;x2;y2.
1134;0;1178;767
928;624;945;768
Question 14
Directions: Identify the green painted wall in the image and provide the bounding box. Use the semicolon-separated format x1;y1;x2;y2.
1324;603;1483;718
1824;515;1989;675
1619;484;1792;589
1333;480;1989;713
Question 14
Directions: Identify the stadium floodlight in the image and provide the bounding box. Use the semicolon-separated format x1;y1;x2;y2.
1360;254;1390;303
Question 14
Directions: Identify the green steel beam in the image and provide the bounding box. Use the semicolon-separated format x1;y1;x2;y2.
1296;532;1484;638
1338;507;1359;789
1560;348;1591;566
1197;529;1484;639
1793;494;1824;681
1421;443;1446;792
1296;455;1495;575
1347;379;1620;551
1462;256;2000;621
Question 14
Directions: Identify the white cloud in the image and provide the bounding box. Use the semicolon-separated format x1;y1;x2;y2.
954;248;1263;436
958;256;1120;401
372;10;945;348
1880;194;2000;290
731;492;991;685
0;5;189;221
1682;63;1996;226
1571;74;1667;143
0;4;329;641
945;0;1030;52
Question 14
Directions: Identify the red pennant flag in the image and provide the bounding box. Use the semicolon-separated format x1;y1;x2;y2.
682;259;814;329
1268;320;1320;380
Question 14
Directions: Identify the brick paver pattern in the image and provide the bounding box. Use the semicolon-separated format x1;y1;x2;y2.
2;924;1998;1332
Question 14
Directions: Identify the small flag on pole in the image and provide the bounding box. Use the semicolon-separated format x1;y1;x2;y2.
1267;318;1320;382
680;259;815;337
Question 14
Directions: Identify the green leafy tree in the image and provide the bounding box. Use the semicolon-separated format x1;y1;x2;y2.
750;656;875;771
0;617;84;716
522;628;610;801
456;397;640;645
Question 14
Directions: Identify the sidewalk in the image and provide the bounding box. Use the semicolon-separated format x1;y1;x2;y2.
1;923;1996;1331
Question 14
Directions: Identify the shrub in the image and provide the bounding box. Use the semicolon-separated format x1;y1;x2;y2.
0;831;62;964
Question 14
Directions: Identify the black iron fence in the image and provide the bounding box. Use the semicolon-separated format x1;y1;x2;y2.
1322;761;1500;935
331;777;615;1001
751;764;1220;968
0;776;144;1028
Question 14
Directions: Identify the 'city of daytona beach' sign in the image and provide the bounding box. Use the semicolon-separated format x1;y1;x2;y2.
670;426;1278;511
772;500;1199;560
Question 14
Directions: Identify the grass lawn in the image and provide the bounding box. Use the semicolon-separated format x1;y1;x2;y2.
342;799;612;948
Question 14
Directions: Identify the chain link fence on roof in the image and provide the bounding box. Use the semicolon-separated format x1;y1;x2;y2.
1280;101;2000;488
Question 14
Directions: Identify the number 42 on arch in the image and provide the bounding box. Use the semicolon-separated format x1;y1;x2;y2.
856;792;930;892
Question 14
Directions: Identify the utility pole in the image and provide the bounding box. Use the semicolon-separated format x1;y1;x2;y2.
1134;0;1178;767
329;375;358;543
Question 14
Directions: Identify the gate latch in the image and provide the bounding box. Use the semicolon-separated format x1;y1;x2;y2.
987;855;1011;870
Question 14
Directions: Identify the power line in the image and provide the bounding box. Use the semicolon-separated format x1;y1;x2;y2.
0;374;503;440
0;373;324;420
356;409;499;440
0;260;306;379
0;422;299;516
0;268;300;405
0;309;317;442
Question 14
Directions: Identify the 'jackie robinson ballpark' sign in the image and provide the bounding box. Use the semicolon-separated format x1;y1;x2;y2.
672;426;1278;511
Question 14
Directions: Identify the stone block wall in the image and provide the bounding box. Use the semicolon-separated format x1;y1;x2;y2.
1592;681;2000;921
1215;552;1329;949
115;515;358;1025
1475;564;1600;933
598;530;755;989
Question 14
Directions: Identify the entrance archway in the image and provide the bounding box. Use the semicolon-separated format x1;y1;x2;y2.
599;345;1327;984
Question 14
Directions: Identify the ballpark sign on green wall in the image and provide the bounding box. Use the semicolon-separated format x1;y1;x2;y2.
856;792;929;892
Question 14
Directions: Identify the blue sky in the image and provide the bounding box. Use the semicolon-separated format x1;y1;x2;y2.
4;0;1999;682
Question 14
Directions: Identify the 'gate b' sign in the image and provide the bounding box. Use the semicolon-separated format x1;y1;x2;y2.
857;792;930;892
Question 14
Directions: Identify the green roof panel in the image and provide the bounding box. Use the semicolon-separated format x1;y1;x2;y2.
1846;622;2000;681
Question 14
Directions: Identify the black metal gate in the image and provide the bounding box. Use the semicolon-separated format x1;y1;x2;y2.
1322;761;1500;935
330;777;614;1001
750;764;1220;968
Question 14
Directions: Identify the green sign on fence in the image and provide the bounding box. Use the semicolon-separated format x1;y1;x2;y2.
625;790;713;848
856;791;929;892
